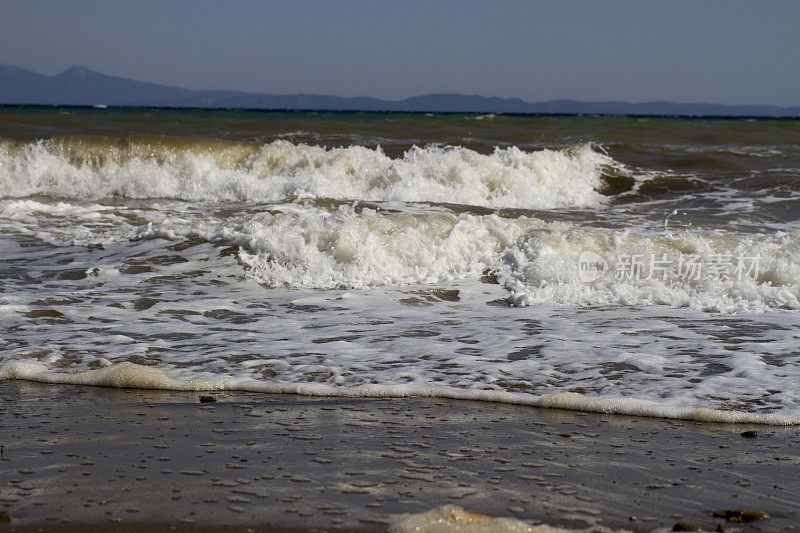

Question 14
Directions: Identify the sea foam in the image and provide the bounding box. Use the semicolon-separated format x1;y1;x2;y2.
390;505;574;533
220;206;800;312
2;361;797;425
0;138;614;209
3;195;797;311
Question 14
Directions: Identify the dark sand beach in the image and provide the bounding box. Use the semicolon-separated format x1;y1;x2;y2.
1;381;797;532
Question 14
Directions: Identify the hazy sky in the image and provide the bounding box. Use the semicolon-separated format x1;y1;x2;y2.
2;0;798;106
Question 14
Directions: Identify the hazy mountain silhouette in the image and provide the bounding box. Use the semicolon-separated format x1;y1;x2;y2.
2;65;798;117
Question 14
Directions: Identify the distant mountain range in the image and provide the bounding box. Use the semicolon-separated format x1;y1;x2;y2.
1;64;799;117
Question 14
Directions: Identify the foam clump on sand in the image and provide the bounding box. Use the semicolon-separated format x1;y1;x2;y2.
0;360;211;390
390;505;573;533
539;391;799;425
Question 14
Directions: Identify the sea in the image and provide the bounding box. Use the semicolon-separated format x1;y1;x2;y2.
1;106;798;424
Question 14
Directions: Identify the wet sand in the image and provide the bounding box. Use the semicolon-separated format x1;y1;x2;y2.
0;380;798;532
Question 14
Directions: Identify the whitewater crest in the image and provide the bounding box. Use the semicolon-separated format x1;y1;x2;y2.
237;207;542;289
1;196;798;311
0;137;617;209
222;206;800;312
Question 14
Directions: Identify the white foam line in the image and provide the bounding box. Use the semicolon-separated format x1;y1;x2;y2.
2;361;796;426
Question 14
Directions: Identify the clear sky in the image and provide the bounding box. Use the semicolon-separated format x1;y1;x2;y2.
1;0;798;106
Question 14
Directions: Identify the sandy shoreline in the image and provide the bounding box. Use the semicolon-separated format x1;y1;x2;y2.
1;381;797;532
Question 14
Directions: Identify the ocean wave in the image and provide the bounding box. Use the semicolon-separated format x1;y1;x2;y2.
3;197;797;312
218;207;800;312
234;207;540;289
497;224;800;312
0;137;617;209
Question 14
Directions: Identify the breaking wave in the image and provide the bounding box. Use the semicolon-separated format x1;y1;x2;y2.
182;206;799;312
2;197;797;312
0;137;618;209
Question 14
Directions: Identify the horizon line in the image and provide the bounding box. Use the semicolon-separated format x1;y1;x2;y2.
3;63;799;111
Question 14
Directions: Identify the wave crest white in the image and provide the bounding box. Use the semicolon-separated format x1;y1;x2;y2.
228;206;800;312
0;138;612;209
237;207;540;288
499;225;800;312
